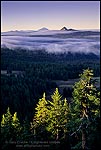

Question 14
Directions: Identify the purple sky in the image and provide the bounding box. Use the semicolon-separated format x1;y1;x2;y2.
1;1;100;31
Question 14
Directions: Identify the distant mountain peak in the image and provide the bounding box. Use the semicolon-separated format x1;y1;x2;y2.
61;27;68;31
38;27;49;31
60;27;76;31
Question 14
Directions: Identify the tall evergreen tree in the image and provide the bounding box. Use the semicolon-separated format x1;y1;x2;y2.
12;112;22;140
1;107;13;140
33;93;48;126
70;69;100;149
1;107;13;149
31;93;48;139
47;88;69;140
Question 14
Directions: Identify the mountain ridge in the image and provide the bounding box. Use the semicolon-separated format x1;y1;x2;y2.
1;26;76;34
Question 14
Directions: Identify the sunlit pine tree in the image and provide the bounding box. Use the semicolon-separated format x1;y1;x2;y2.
1;107;14;149
31;93;48;138
70;69;100;149
1;107;13;140
47;88;69;140
12;112;22;140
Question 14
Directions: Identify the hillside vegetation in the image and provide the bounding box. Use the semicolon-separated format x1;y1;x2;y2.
1;69;100;150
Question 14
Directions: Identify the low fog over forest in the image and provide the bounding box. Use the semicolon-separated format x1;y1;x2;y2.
1;29;100;55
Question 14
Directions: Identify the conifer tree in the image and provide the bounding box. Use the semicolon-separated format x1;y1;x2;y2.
70;69;100;149
47;88;69;140
1;107;13;140
31;93;48;138
1;107;14;149
34;93;48;125
12;112;22;139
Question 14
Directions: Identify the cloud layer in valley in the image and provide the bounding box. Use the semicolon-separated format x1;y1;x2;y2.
1;31;100;55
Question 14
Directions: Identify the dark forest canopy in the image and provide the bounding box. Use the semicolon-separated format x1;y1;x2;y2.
1;48;100;76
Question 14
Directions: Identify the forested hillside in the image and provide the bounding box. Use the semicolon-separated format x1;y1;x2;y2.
1;48;100;150
1;69;100;150
1;48;100;119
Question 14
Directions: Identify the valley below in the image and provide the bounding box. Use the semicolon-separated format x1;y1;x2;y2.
1;28;100;150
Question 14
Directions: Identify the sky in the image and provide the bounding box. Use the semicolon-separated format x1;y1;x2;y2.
1;1;100;32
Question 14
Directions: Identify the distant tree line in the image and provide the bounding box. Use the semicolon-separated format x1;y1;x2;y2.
1;48;100;78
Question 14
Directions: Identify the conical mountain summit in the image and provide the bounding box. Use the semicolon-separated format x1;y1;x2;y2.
61;27;68;31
